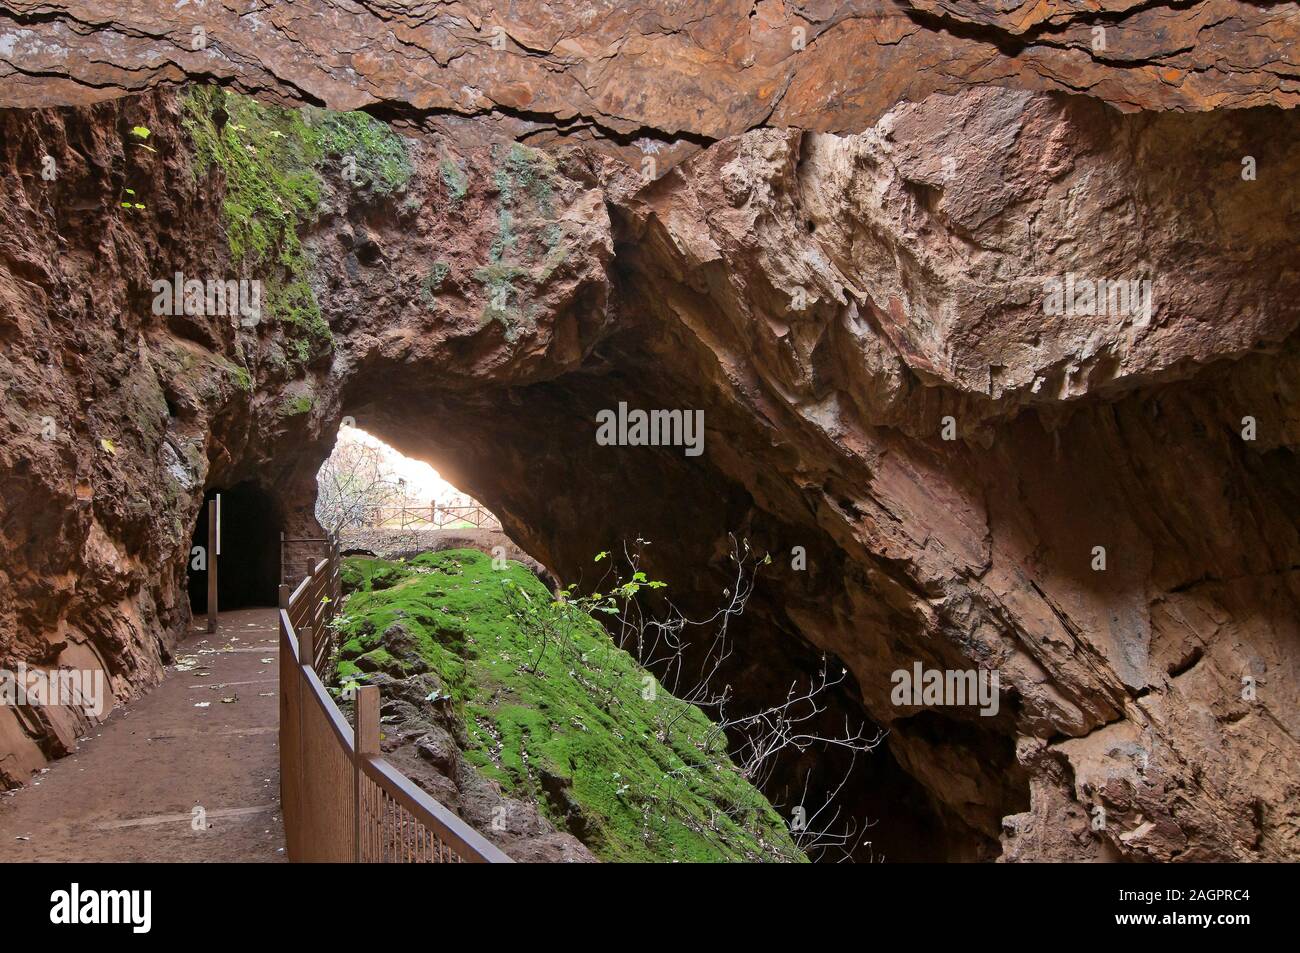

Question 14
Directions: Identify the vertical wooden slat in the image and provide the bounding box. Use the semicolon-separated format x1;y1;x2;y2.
206;498;218;633
354;686;379;863
300;627;314;672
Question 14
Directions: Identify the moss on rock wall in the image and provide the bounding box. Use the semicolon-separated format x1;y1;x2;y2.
335;550;806;863
180;88;411;366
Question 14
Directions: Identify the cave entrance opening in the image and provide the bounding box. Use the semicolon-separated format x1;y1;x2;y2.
187;482;283;614
315;424;503;550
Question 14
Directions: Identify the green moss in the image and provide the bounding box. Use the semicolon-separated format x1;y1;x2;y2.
182;88;320;262
342;557;407;593
472;142;566;338
181;88;409;368
488;208;516;263
440;159;469;205
277;393;314;418
307;108;412;194
420;261;451;306
230;365;253;393
472;260;530;333
355;647;401;672
334;550;807;863
492;143;554;215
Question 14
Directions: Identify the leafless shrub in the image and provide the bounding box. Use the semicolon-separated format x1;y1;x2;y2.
587;535;885;861
315;436;412;533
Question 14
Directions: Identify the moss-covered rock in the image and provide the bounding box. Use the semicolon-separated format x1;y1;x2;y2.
180;88;411;368
332;550;806;863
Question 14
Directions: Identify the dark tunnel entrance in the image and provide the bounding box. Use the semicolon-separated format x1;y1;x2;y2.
188;482;282;614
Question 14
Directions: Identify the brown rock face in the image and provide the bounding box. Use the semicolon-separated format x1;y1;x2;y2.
0;92;232;782
607;92;1300;860
1;0;1298;170
1;62;1298;858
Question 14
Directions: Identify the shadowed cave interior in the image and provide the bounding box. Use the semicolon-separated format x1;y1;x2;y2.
187;483;282;614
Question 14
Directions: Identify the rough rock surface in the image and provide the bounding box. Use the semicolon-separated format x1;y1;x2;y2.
1;79;1298;862
2;1;1299;170
612;90;1300;861
359;668;597;863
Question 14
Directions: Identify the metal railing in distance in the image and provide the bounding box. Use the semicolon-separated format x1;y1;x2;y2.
279;540;511;863
362;504;503;532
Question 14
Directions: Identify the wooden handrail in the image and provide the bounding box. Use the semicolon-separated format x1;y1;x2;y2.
358;755;510;863
289;573;312;606
280;538;508;863
302;657;355;750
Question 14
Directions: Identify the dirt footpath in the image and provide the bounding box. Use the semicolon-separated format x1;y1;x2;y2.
0;608;285;862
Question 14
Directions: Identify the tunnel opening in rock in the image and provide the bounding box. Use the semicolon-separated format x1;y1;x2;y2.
187;483;283;614
314;423;516;555
323;391;982;861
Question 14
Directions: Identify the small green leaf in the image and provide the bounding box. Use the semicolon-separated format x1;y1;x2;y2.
129;125;151;140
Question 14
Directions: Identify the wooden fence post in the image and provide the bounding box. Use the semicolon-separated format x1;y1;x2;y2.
300;626;314;672
331;538;341;609
206;497;218;633
354;684;380;862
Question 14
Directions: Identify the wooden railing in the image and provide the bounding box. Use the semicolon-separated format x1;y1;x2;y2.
362;504;502;531
278;541;511;863
281;531;333;589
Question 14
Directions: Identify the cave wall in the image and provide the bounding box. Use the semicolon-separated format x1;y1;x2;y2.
3;0;1298;174
1;74;1297;860
0;91;339;784
602;91;1300;860
286;84;1300;859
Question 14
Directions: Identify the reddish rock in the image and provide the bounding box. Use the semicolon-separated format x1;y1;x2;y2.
1;78;1298;861
1;1;1298;171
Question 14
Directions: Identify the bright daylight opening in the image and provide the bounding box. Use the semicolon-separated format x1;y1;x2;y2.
314;424;499;536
